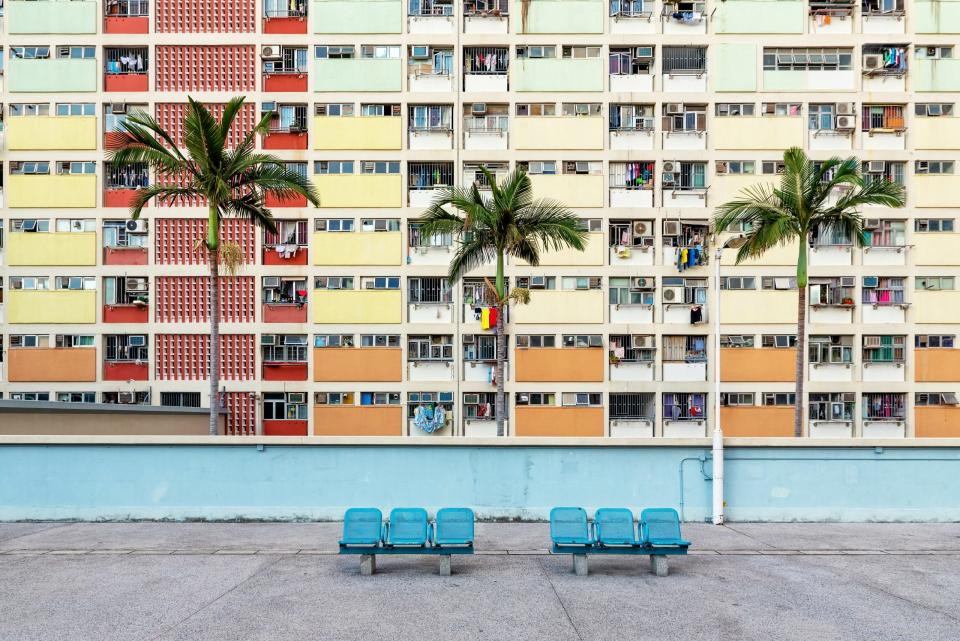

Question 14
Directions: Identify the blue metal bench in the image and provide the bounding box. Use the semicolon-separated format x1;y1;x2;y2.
339;507;475;575
550;507;690;576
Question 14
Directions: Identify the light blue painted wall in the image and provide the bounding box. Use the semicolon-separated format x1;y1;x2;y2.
8;59;98;93
2;445;959;522
313;59;402;92
714;43;757;92
513;58;604;92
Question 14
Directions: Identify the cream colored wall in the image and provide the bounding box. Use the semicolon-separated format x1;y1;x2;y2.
512;290;605;324
312;232;402;265
513;117;604;151
713;117;805;150
720;290;798;324
912;118;960;150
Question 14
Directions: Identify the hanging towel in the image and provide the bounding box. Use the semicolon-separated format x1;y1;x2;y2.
481;307;491;329
488;307;498;330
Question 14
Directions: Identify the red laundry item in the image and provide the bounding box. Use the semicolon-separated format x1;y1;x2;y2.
488;307;498;330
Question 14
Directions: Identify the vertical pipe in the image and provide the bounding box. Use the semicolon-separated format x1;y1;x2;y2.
712;247;724;524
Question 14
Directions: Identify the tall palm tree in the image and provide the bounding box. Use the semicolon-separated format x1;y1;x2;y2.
713;147;904;437
108;96;320;435
419;167;587;437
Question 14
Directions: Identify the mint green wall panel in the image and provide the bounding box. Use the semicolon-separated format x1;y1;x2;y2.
7;0;98;34
914;0;960;33
762;70;806;92
513;58;604;92
515;0;604;33
8;59;98;93
714;43;757;92
312;0;402;33
914;59;960;92
313;59;402;92
714;0;804;33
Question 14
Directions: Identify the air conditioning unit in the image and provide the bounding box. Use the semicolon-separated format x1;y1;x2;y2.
663;220;681;236
925;46;938;58
836;115;855;130
261;335;277;346
662;286;683;303
288;393;306;404
411;45;430;59
666;103;683;114
863;276;879;288
261;45;283;60
867;160;886;173
635;46;653;58
715;161;729;175
864;218;881;229
630;277;652;290
118;392;135;404
263;276;281;288
111;103;127;115
662;161;676;173
462;334;475;343
632;220;649;236
471;103;487;115
575;104;589;115
129;335;146;347
125;219;147;233
262;101;278;113
836;102;855;115
529;276;546;289
863;54;883;70
662;172;676;185
916;161;930;173
841;276;855;287
464;393;480;405
125;277;147;292
632;335;651;348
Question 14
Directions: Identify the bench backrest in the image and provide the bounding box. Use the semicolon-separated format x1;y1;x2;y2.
594;508;637;546
550;507;591;545
640;508;684;545
388;507;429;545
435;507;475;545
342;507;383;546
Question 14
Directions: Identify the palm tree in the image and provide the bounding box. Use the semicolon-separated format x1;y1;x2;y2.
108;96;320;435
419;167;587;437
713;147;904;437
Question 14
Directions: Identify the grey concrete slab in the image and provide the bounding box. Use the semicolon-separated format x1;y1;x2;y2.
728;522;960;551
0;523;71;544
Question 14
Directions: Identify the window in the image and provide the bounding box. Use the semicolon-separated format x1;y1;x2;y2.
9;277;50;290
10;393;51;402
160;392;201;408
102;391;150;405
663;393;706;420
463;278;501;307
562;46;601;59
561;103;602;116
55;276;96;291
610;0;648;16
359;392;401;406
715;103;755;117
264;104;308;132
561;276;602;291
916;161;955;175
609;392;655;419
862;335;905;363
864;220;906;247
761;103;801;117
915;218;955;233
10;47;51;60
861;161;905;188
11;219;51;233
761;334;797;348
10;162;51;175
408;222;453;248
515;393;556;406
516;335;556;348
104;104;147;133
464;47;509;74
315;46;355;59
57;46;96;59
56;219;95;233
664;162;707;190
105;335;148;362
56;161;96;175
761;161;785;175
808;104;836;131
263;46;307;74
315;392;355;405
464;335;499;361
561;392;602;407
408;47;453;75
809;392;855;422
407;391;454;421
409;162;454;189
315;103;355;117
264;220;308;248
609;335;655;362
762;393;796;406
361;276;400;290
315;218;354;232
662;335;706;362
661;103;706;133
409;0;454;15
761;276;797;290
916;276;955;291
360;334;401;348
609;162;655;190
809;277;855;306
608;47;653;76
720;393;755;406
518;161;557;175
516;46;556;59
360;218;401;233
915;335;955;349
862;277;905;305
408;277;452;304
915;45;954;59
408;104;452;131
662;277;707;304
563;161;601;175
361;45;401;59
314;276;354;290
915;392;959;406
562;335;603;348
720;277;756;290
262;335;308;363
55;335;95;348
610;220;654;248
408;335;453;361
56;392;96;403
314;161;354;175
105;163;149;191
9;103;51;117
763;48;853;71
361;161;400;175
661;46;706;74
55;103;95;117
464;0;509;15
262;277;307;305
862;105;905;132
863;393;906;421
464;392;498;419
314;334;354;348
104;276;148;305
10;335;50;348
862;0;903;13
715;161;755;176
516;276;557;290
264;392;308;420
915;103;954;117
720;335;755;348
609;277;654;306
808;335;853;364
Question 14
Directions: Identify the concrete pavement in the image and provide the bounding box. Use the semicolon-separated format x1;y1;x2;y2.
1;523;959;641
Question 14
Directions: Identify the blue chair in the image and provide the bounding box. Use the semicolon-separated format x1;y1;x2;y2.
434;507;475;548
550;507;593;546
386;507;430;547
339;508;383;549
594;508;637;547
639;508;691;548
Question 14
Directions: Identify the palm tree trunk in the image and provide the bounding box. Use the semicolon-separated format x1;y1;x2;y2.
794;244;808;438
207;207;221;436
494;251;506;437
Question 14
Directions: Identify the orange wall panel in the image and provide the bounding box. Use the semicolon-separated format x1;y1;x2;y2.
915;349;960;383
515;348;604;383
8;349;97;383
721;406;795;437
915;407;960;438
313;406;403;436
721;348;796;382
515;407;604;437
313;348;402;382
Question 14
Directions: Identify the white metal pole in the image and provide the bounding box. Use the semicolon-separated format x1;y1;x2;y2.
712;247;725;525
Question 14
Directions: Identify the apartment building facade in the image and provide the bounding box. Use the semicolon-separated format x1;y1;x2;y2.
0;0;958;439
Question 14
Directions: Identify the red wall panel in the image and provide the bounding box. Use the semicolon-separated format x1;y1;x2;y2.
154;218;256;265
224;392;257;435
155;47;256;93
155;276;255;324
155;0;256;33
154;334;255;381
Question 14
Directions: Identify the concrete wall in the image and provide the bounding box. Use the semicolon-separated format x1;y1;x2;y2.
515;0;604;34
0;417;218;438
513;117;604;150
312;232;402;265
713;0;804;34
6;116;98;150
7;175;98;208
8;348;98;383
7;0;98;34
2;441;959;521
312;116;403;150
7;290;98;324
514;347;605;382
6;232;98;266
311;0;402;33
312;174;402;208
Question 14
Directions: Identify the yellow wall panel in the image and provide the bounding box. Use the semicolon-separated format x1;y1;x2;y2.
914;291;960;324
312;232;402;265
313;174;402;208
720;238;800;266
312;116;402;150
912;118;960;150
516;232;604;266
914;235;960;266
527;174;604;209
312;289;402;324
512;290;605;324
7;175;97;208
7;233;97;266
7;290;97;324
6;116;97;150
720;290;798;324
513;117;604;150
711;175;777;209
913;175;960;208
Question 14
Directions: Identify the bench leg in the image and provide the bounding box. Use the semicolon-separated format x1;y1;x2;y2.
651;555;668;577
439;555;452;576
573;554;588;576
360;554;376;576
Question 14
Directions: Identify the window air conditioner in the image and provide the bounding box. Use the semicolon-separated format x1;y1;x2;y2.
529;276;546;289
264;276;281;288
464;394;480;404
715;161;728;175
261;335;277;345
118;392;135;404
662;286;683;303
663;220;681;236
666;103;683;114
411;45;430;59
867;160;886;173
864;218;881;229
471;103;487;115
262;101;278;112
635;47;653;58
111;103;127;115
841;276;855;287
128;335;147;347
288;393;306;404
863;276;879;288
462;334;475;343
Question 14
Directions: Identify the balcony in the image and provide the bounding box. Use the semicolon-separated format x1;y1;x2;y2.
313;116;402;150
720;407;794;437
103;302;148;323
313;58;402;92
103;360;149;381
713;0;804;33
512;290;604;324
914;0;960;34
514;407;604;437
104;0;149;34
7;116;97;151
314;347;403;381
264;69;309;93
104;164;149;209
720;348;795;382
515;348;604;382
311;0;402;33
915;407;960;438
8;290;97;324
515;0;604;33
7;58;98;93
8;348;97;382
104;246;148;266
105;50;149;92
916;349;960;382
527;174;603;208
713;117;804;150
7;232;97;267
312;289;402;324
464;0;509;33
312;231;402;265
262;301;306;323
913;174;960;208
7;0;98;33
7;175;97;208
265;0;308;33
513;57;603;92
263;362;309;381
513;116;603;150
313;174;403;208
408;0;455;33
314;405;403;436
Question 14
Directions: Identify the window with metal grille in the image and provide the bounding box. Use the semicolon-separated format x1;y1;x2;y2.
809;277;856;305
464;392;500;418
264;392;308;419
662;46;706;74
161;392;202;408
663;393;706;420
863;393;906;420
862;335;905;363
609;104;654;131
915;335;955;349
464;335;500;361
610;162;654;190
408;335;454;361
861;277;905;305
861;105;905;132
261;335;308;363
808;336;853;364
105;47;148;75
105;335;149;361
763;48;853;71
409;105;453;131
464;47;508;74
609;335;655;362
662;335;706;362
409;162;454;189
408;277;452;304
609;393;654;419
